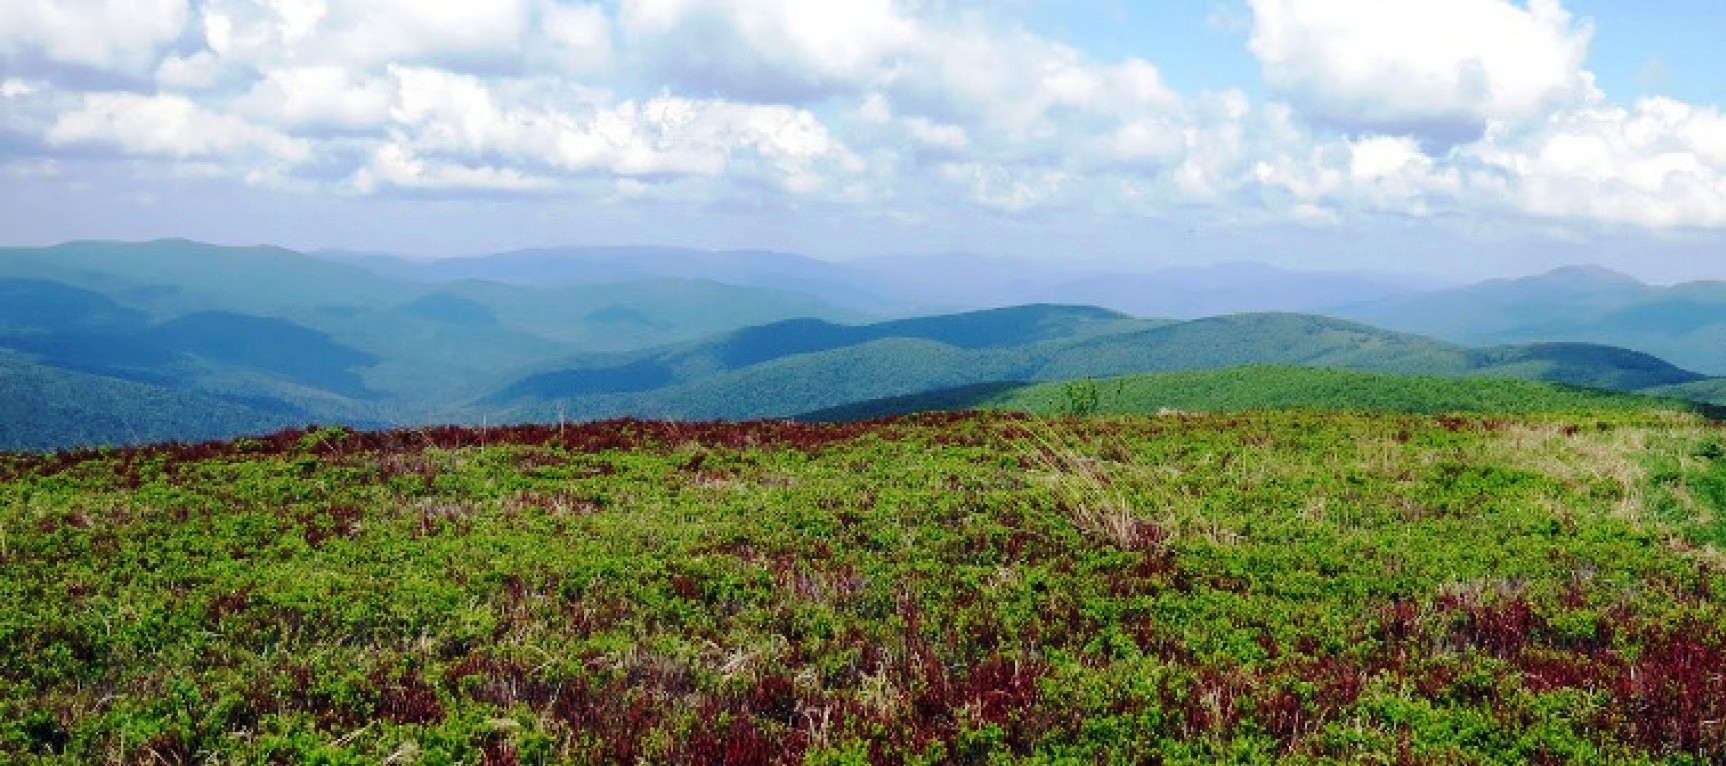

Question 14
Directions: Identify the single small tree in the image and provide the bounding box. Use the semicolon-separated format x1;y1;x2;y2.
1062;379;1100;416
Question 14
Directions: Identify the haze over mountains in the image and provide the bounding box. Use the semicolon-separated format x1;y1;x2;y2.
1335;265;1726;375
325;245;1441;318
2;239;1723;450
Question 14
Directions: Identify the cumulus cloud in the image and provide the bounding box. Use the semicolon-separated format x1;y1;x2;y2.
47;92;311;163
940;162;1069;213
614;0;1183;160
1467;98;1726;227
618;0;913;101
369;65;857;193
1248;0;1595;143
2;78;40;98
0;0;189;74
237;65;392;130
352;143;556;193
197;0;536;71
156;51;230;91
541;2;613;73
3;0;1724;237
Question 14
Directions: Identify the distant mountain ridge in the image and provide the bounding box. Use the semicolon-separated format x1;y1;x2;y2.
484;308;1709;423
320;245;897;313
3;238;1722;450
322;246;1438;318
0;240;868;447
1336;265;1726;374
484;304;1147;405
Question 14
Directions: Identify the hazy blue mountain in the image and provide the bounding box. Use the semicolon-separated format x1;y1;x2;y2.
325;246;1437;318
1044;261;1433;318
320;245;896;312
0;279;176;376
0;281;385;434
5;239;1719;451
484;309;1708;422
0;240;863;351
1335;266;1726;374
0;239;416;318
1641;378;1726;407
483;305;1154;405
417;278;863;348
144;311;380;398
0;278;150;331
0;241;874;447
0;350;311;451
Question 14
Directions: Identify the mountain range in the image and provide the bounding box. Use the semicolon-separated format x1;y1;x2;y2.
2;239;1722;450
1336;265;1726;375
483;308;1706;422
323;246;1438;317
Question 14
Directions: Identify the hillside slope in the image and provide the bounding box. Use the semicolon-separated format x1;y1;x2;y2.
489;311;1710;422
0;351;307;450
1336;266;1726;374
5;412;1723;762
800;366;1724;422
0;241;868;447
485;304;1154;405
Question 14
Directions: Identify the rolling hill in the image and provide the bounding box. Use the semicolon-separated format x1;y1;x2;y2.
0;350;311;450
6;409;1724;761
4;239;1721;451
322;244;895;313
331;246;1435;318
484;304;1155;405
1335;266;1726;375
0;241;869;447
801;366;1726;422
484;309;1712;423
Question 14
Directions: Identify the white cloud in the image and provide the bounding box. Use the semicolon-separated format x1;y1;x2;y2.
238;65;393;129
3;158;61;179
0;0;189;74
156;51;230;90
375;65;856;193
941;162;1068;212
904;117;968;151
1248;0;1595;140
3;0;1723;238
893;27;1181;146
2;78;39;98
615;0;1183;156
1467;98;1726;228
352;143;555;193
855;93;893;125
619;0;913;100
197;0;534;71
47;92;311;163
541;3;613;73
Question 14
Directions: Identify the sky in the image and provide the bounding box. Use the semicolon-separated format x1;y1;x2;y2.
1;0;1723;281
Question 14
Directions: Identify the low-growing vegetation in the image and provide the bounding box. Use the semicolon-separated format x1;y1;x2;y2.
805;366;1726;423
3;410;1725;763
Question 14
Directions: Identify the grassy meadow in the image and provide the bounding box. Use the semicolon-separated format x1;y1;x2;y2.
3;409;1725;763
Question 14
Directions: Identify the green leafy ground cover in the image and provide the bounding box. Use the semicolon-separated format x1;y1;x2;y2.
995;367;1726;419
801;366;1726;423
3;412;1726;764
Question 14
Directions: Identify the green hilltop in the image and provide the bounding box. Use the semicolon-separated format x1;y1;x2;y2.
4;240;1725;451
3;411;1724;762
492;310;1715;424
802;366;1726;422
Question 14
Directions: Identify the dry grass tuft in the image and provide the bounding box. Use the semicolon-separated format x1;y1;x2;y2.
1023;421;1169;552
